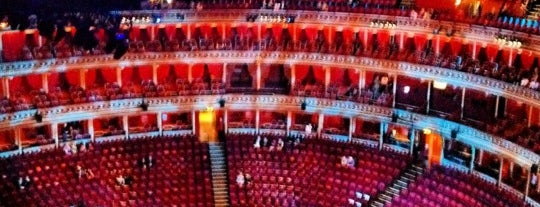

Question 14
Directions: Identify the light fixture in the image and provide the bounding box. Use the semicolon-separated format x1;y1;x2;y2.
403;86;410;94
494;34;522;49
423;128;432;135
370;19;397;29
433;81;447;90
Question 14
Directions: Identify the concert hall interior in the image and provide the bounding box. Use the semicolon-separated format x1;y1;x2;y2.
1;0;540;206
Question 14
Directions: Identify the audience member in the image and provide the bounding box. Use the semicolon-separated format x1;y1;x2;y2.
236;171;245;186
277;138;284;151
254;135;261;149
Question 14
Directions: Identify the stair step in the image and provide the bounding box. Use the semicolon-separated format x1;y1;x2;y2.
396;179;408;186
370;200;385;207
388;187;400;193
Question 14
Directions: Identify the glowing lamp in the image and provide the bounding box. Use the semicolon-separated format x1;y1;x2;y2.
403;86;410;94
423;128;432;135
433;81;447;90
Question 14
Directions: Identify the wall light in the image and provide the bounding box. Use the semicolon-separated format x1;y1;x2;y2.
403;86;411;94
433;81;447;90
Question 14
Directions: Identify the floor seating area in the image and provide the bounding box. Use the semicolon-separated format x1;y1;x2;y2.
225;133;411;206
388;165;528;207
0;135;214;206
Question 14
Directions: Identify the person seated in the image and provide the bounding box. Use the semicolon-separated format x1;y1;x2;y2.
347;156;355;168
341;156;348;167
124;175;133;185
116;175;125;185
79;143;87;153
254;135;261;149
85;169;94;179
63;144;72;155
262;137;268;148
236;171;245;186
276;138;284;151
147;155;155;167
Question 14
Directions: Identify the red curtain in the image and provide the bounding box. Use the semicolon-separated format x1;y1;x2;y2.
296;65;324;84
1;31;26;62
506;99;527;120
342;28;354;44
86;68;117;87
324;115;346;129
414;34;427;49
130;26;141;41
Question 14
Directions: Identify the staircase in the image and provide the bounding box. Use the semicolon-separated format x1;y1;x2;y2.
370;164;425;207
209;143;230;207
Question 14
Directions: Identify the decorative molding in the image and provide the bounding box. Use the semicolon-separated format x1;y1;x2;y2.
109;9;540;52
0;94;537;166
0;51;538;109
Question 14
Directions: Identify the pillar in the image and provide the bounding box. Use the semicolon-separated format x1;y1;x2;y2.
509;161;515;178
188;64;193;83
116;67;123;87
498;158;504;186
224;109;228;133
478;149;484;165
123;115;129;137
435;35;440;56
409;128;416;156
392;75;397;108
2;78;9;98
469;146;476;172
41;73;49;93
222;63;227;83
256;61;261;90
157;111;163;136
286;111;292;135
472;41;477;60
494;96;500;118
187;24;191;40
359;70;365;94
51;123;58;147
363;28;368;49
255;109;260;134
152;64;159;85
88;119;94;142
525;169;531;199
222;24;226;40
80;69;86;89
399;32;405;51
379;122;386;150
317;113;324;137
293;24;297;42
324;66;330;89
529;105;534;127
257;23;262;41
150;26;155;41
461;87;466;120
348;117;355;141
508;49;513;67
327;27;332;45
290;65;296;87
15;128;22;152
426;80;432;114
192;110;197;134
